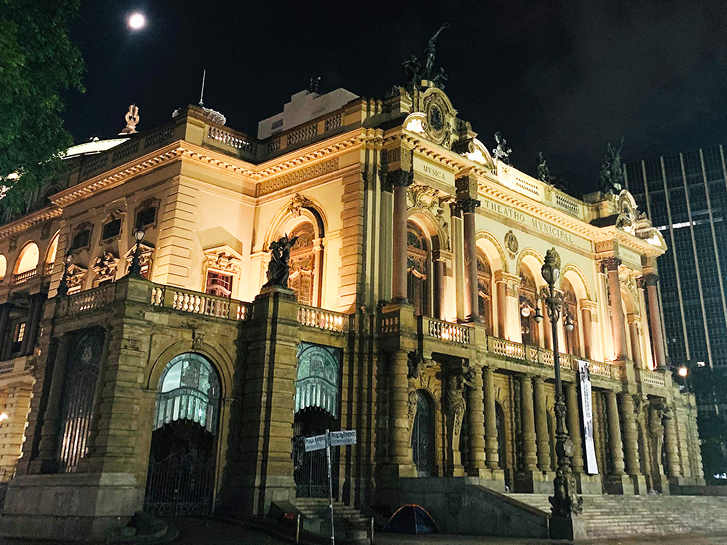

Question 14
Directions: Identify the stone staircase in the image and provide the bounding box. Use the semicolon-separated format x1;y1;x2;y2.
294;498;370;544
508;493;727;539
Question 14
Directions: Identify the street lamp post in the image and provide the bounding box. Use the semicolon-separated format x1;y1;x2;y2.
534;248;583;539
129;226;146;276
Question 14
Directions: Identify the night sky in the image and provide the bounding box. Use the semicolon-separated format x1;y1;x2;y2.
63;0;727;193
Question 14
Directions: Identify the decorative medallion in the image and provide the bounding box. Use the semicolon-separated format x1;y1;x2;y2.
504;230;519;259
423;92;449;146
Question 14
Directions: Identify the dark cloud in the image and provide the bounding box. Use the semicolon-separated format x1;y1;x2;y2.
63;0;727;193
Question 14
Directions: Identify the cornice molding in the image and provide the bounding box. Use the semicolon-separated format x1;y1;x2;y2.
0;206;62;241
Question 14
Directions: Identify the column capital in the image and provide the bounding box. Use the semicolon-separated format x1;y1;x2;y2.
532;375;545;384
458;197;481;214
579;299;598;311
449;201;462;218
626;313;641;325
387;169;414;188
494;271;520;285
432;249;452;262
600;256;621;272
640;273;659;288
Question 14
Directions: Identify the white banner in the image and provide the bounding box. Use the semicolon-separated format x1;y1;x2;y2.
578;360;599;475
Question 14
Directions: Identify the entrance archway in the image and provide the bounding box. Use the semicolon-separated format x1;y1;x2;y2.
412;390;434;476
293;343;341;498
144;353;221;516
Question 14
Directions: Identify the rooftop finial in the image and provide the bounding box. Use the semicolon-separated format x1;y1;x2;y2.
199;69;207;107
120;104;139;135
403;23;450;90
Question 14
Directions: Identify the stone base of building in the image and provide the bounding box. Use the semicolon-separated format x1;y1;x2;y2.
650;472;671;495
575;473;603;495
604;473;644;495
514;470;556;493
0;472;139;541
218;474;296;517
399;476;548;538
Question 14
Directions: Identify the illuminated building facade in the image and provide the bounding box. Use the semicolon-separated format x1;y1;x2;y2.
0;83;703;540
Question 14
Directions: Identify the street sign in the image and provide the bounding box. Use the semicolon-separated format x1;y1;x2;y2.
329;430;357;447
304;434;327;452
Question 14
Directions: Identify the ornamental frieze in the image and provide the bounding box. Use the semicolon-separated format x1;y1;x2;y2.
258;157;339;196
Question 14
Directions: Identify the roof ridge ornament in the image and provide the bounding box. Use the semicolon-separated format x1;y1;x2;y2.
120;104;139;135
600;137;625;195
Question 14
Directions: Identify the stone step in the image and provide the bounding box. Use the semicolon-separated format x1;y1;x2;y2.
504;493;727;539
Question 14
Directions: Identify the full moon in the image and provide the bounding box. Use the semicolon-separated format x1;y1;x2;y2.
127;12;146;30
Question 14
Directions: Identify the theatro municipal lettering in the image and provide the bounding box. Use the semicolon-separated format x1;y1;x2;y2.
481;197;578;245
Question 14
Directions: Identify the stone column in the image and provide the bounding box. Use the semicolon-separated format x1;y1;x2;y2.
432;251;446;321
533;376;551;471
619;393;641;477
519;375;538;471
565;382;584;474
642;274;667;369
389;169;412;302
579;300;595;360
495;274;508;339
603;257;629;361
664;407;682;478
0;303;13;359
389;350;415;474
0;380;33;479
483;366;500;470
605;390;626;475
451;202;465;322
32;334;72;473
466;366;487;476
627;314;643;368
23;293;44;356
460;198;480;322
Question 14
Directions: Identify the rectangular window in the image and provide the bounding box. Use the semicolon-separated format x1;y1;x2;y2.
102;219;122;240
205;271;233;298
136;207;157;228
15;322;25;343
71;230;90;250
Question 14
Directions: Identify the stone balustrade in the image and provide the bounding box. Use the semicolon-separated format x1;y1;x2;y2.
641;368;667;387
12;269;37;285
66;283;117;315
150;285;251;322
297;306;346;332
426;317;472;344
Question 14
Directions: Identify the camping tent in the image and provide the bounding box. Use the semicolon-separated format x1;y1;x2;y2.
382;504;440;534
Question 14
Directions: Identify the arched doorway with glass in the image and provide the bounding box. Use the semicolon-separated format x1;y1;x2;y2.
293;343;341;498
411;390;435;477
144;353;221;516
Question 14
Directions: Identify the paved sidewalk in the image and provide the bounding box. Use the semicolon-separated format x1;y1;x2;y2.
375;534;727;545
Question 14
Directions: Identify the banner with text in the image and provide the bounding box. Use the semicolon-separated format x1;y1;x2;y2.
578;360;599;474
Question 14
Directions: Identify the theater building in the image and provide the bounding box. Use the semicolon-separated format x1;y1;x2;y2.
0;81;703;539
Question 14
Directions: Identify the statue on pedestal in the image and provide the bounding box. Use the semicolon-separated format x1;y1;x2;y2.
263;234;298;288
493;132;512;165
599;138;625;194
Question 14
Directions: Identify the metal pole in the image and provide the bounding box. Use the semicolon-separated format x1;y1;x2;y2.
296;513;301;544
326;429;335;545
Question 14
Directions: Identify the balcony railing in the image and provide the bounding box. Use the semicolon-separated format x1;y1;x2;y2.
641;368;666;387
297;306;347;333
67;283;117;316
150;285;252;322
12;269;37;285
425;317;472;345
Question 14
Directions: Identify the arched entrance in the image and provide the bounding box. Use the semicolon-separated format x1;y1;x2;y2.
411;390;434;476
144;353;221;516
293;343;340;498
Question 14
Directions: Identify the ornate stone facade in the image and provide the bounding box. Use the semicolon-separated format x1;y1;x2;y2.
0;82;702;541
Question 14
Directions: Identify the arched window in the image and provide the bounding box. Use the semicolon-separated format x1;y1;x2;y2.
563;279;580;356
407;222;429;316
14;242;39;280
45;231;59;275
519;267;540;346
0;255;7;280
477;251;493;335
154;353;221;435
288;222;317;306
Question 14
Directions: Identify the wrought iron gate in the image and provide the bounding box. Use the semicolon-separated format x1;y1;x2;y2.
412;391;432;476
144;452;215;516
293;436;338;498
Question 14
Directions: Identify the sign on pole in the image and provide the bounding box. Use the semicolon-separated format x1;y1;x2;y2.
304;434;327;452
329;430;357;447
300;430;358;545
577;360;599;474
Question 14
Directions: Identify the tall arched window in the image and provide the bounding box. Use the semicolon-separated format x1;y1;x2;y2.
563;279;580;356
288;222;317;306
407;222;429;316
477;251;493;335
45;231;59;275
519;267;540;346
